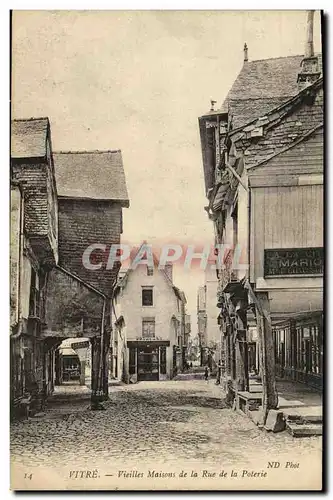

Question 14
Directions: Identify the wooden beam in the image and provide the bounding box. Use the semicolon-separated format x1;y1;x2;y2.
225;162;249;192
91;337;102;407
255;292;279;424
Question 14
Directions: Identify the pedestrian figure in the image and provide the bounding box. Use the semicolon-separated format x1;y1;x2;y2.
216;362;221;385
204;366;209;382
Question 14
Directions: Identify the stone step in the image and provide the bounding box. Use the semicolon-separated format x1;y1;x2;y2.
108;380;124;387
283;406;322;424
286;422;322;437
278;397;305;408
249;384;263;393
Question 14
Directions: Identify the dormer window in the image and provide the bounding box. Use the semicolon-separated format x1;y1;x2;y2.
250;126;263;138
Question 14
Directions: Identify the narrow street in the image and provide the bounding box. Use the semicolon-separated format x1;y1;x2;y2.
11;380;321;489
10;11;324;493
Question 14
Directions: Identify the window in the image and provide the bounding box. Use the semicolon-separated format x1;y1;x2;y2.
142;318;155;339
311;325;322;375
29;268;40;317
147;266;154;276
142;287;153;306
295;322;323;376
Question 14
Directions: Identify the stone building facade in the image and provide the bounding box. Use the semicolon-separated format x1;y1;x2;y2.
112;246;188;383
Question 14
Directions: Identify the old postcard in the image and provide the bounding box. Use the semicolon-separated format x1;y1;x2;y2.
10;10;323;491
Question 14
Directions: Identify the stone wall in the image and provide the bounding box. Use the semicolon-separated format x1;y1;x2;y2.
43;267;104;338
58;198;123;297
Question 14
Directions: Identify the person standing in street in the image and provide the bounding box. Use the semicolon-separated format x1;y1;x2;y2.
204;366;209;382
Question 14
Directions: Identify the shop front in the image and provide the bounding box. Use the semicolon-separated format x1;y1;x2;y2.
273;311;323;390
127;340;170;382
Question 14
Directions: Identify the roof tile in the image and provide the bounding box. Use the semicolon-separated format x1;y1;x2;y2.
222;54;322;129
11;117;49;159
54;151;129;206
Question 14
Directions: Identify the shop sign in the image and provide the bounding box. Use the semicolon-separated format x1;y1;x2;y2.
71;340;90;350
264;247;323;277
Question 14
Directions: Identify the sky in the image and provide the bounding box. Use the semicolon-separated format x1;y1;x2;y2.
11;10;322;335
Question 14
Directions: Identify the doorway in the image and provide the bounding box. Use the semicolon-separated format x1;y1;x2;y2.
137;346;159;381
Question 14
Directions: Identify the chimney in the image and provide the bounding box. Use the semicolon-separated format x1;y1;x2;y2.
305;10;315;57
297;10;320;91
164;263;173;283
210;99;217;112
243;43;248;63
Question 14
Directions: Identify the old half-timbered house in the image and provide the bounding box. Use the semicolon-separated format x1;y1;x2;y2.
10;117;59;417
198;12;323;424
49;150;130;403
10;120;130;416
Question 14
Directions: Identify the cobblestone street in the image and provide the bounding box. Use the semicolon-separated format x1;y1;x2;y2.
11;380;321;481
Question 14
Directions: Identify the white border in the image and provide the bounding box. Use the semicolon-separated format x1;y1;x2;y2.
2;4;331;499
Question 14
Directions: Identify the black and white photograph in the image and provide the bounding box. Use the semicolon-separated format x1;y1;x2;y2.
9;9;323;491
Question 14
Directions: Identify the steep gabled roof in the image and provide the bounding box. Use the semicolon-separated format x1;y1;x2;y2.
231;77;323;169
54;150;129;206
221;54;323;129
248;123;323;173
114;242;186;302
11;117;49;159
210;76;323;210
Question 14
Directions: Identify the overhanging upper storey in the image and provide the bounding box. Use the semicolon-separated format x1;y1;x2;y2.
198;111;228;198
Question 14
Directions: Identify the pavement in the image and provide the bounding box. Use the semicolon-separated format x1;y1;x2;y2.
11;379;322;475
276;379;322;407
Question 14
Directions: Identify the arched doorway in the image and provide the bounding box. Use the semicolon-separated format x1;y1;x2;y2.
55;338;91;389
